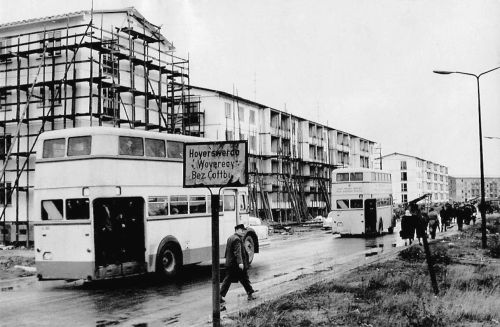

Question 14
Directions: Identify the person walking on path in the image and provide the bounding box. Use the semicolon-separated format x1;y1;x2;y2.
428;208;440;239
400;210;415;246
220;224;257;305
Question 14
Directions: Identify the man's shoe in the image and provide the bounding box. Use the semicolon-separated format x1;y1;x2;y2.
247;293;257;301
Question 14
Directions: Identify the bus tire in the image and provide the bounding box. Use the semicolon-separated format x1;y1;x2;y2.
378;218;384;235
244;234;255;264
156;242;182;279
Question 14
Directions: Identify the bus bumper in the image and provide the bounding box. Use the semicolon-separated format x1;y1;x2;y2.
36;261;94;281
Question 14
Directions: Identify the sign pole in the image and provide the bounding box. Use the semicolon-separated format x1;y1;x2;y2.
211;191;221;327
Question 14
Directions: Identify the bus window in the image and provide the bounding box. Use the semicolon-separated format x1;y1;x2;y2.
350;199;363;208
66;198;89;220
238;194;248;213
119;136;144;156
224;195;236;211
43;138;65;158
207;197;224;213
41;199;63;220
336;199;349;209
336;173;349;182
350;172;363;182
67;136;91;156
167;141;183;159
170;195;188;215
145;138;166;158
148;196;168;216
189;195;207;214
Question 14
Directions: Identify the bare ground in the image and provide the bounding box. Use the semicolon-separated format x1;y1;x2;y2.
0;248;35;280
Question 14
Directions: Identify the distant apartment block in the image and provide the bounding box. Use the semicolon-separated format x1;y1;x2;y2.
376;153;449;204
449;176;500;202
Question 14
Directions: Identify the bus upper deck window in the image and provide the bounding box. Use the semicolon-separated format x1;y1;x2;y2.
119;136;144;156
350;199;363;208
350;172;363;182
43;138;65;158
68;136;91;156
145;139;166;158
167;141;183;159
41;200;63;220
66;198;90;219
336;199;349;209
336;173;349;182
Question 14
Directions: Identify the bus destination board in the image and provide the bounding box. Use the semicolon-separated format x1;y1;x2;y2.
183;141;248;188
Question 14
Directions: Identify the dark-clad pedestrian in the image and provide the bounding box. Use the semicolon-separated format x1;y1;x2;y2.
428;208;439;239
400;210;415;245
220;224;257;304
457;206;465;231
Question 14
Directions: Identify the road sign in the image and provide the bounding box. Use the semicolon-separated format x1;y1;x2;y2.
183;141;248;188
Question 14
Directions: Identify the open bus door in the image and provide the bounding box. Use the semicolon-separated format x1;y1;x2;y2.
364;199;377;235
93;197;146;279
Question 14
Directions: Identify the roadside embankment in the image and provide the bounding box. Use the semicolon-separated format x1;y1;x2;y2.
222;215;500;327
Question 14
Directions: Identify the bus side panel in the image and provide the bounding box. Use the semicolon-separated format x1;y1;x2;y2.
35;223;94;280
378;206;393;232
334;210;365;235
145;214;234;273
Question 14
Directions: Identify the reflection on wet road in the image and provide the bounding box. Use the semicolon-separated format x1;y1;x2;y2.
1;225;405;326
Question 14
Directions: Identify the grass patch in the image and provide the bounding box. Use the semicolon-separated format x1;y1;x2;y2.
225;216;500;327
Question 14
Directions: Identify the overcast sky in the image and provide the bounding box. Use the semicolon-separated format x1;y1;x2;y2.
1;0;500;177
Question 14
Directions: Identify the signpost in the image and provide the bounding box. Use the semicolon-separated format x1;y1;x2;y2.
183;141;248;327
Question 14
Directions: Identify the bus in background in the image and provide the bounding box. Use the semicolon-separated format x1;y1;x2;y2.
330;168;394;236
34;127;267;281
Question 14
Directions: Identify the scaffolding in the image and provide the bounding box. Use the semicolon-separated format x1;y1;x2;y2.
0;10;203;244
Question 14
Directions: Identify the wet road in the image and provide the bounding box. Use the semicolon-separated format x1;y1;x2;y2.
0;228;404;327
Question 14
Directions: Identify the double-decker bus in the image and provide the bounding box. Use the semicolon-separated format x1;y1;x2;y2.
34;127;266;281
330;168;394;236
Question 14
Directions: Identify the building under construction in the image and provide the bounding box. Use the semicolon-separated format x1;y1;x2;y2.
0;8;202;244
0;8;376;244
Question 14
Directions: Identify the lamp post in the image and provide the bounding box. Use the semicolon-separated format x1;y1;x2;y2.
434;66;500;249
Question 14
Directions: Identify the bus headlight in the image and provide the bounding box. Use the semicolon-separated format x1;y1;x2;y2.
42;252;53;260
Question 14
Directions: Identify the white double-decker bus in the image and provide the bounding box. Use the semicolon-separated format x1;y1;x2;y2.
34;127;266;281
330;168;394;236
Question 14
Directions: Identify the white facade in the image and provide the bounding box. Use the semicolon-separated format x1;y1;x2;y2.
376;153;449;204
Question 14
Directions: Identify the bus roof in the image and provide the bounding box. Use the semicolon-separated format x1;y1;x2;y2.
38;126;212;143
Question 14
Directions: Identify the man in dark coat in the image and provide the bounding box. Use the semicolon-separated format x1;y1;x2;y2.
220;224;256;303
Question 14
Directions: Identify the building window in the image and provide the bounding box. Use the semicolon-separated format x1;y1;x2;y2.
249;135;257;151
0;134;11;158
400;161;407;170
225;130;234;141
401;172;407;181
401;183;407;192
249;110;256;124
401;194;407;203
238;106;244;122
39;84;62;108
0;181;12;206
39;30;61;56
103;88;119;117
225;103;232;118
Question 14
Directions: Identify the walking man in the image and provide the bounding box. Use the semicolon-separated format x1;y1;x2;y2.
220;224;257;305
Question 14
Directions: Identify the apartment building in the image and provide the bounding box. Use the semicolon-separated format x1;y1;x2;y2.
376;153;449;204
193;86;375;222
449;176;500;202
0;8;196;242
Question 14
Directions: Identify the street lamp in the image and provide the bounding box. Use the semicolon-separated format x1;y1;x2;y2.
434;66;500;249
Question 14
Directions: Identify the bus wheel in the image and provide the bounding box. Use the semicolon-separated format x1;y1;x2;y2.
378;219;384;235
156;242;181;279
244;235;255;264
